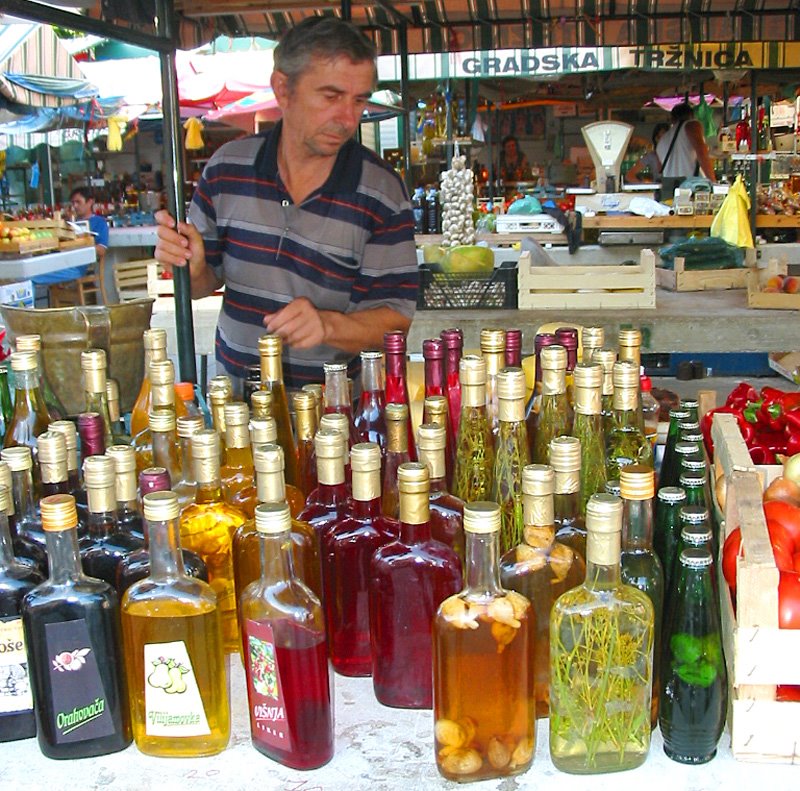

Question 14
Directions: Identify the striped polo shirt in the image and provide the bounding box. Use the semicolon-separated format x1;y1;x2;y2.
188;123;418;388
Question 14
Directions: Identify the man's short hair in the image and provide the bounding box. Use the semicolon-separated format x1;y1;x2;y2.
70;186;94;202
671;102;695;122
273;17;377;88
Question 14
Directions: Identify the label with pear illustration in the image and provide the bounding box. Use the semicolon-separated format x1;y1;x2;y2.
143;641;210;737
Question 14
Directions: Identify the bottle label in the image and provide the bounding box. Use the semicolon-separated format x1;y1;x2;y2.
0;616;33;714
143;640;211;737
44;619;115;744
243;619;290;751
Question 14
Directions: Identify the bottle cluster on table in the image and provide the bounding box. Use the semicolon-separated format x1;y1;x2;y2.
0;325;727;777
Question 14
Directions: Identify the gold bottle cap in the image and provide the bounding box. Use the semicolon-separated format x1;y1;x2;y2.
253;443;284;473
463;501;501;535
81;348;106;371
319;412;350;442
15;334;41;352
618;328;642;348
143;490;180;522
581;326;605;349
619;464;655;500
612;360;639;389
302;383;322;404
149;409;176;433
398;461;429;494
586;493;623;533
177;414;206;439
106;379;121;421
258;334;282;356
40;494;78;532
549;436;581;472
149;359;176;386
224;402;250;427
573;362;603;389
0;463;12;517
315;428;345;458
292;391;316;413
10;351;37;372
37;431;67;465
522;464;555;496
480;328;506;353
540;344;567;370
106;444;136;473
592;348;616;372
423;395;448;420
208;374;232;397
250;389;272;414
459;354;486;386
83;455;116;488
398;462;430;524
191;429;221;458
1;446;32;472
350;442;381;473
385;403;409;423
255;502;291;534
0;484;11;515
250;417;277;444
417;422;446;450
497;367;526;400
143;328;167;350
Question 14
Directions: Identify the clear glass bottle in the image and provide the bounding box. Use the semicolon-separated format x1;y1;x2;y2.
174;415;206;512
259;335;299;488
480;328;506;438
659;548;727;764
353;349;386;460
207;375;232;461
369;462;462;708
132;360;183;473
433;502;535;782
49;420;84;512
297;429;349;540
130;328;168;437
322;443;397;676
592;348;616;437
619;464;665;728
323;361;358;447
105;445;144;541
0;368;13;438
14;334;66;421
21;494;132;758
2;446;45;554
3;351;49;454
220;402;254;504
524;332;557;421
606;361;653;479
384;330;416;460
38;430;83;510
423;395;455;492
572;362;607;517
453;355;494;503
618;328;644;427
532;345;572;465
81;349;123;449
417;423;465;561
440;328;463;439
0;458;46;575
105;380;131;445
500;465;586;718
639;375;660;454
121;491;229;757
240;503;334;770
382;403;412;520
657;409;692;495
179;429;246;653
550;493;654;773
654;487;687;594
492;368;530;554
293;391;319;499
555;327;579;406
141;410;182;486
0;482;42;742
580;326;605;366
505;329;522;368
551;436;586;557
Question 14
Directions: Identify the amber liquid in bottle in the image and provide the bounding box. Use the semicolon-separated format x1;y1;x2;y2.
293;391;319;500
131;328;170;438
3;353;50;454
220;402;255;504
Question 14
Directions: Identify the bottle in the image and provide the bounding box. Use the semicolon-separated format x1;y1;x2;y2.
416;423;465;561
605;479;621;497
480;328;506;438
2;447;46;553
572;362;607;516
21;494;132;758
258;335;299;488
319;412;352;487
301;383;324;428
440;328;463;438
606;361;653;479
243;365;262;408
500;464;585;718
680;398;700;424
554;327;579;406
132;360;183;472
297;429;348;536
384;330;416;460
433;502;535;782
618;327;642;371
353;349;386;453
49;420;84;511
492;368;530;554
179;429;246;653
116;467;208;597
105;445;144;541
175;382;201;419
81;350;124;449
249;389;272;422
551;436;586;556
240;502;334;770
0;483;42;742
619;464;665;728
220;402;254;504
0;368;13;438
657;409;692;494
412;187;426;234
293;391;319;499
130;328;168;437
14;334;66;421
639;376;660;455
78;412;106;463
233;444;321;606
655;487;687;594
207;375;232;458
370;462;462;708
145;410;182;486
531;345;572;465
3;352;50;454
505;329;522;368
659;548;727;764
592;348;616;437
121;491;229;756
425;185;440;234
0;458;47;575
104;380;130;445
382;403;412;520
581;326;605;365
422;395;455;490
80;456;144;586
524;332;556;421
322;443;397;676
452;355;494;502
323;361;358;447
174;415;205;511
423;339;446;402
549;493;654;773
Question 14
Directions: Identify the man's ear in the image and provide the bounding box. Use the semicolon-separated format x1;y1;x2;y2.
271;70;290;107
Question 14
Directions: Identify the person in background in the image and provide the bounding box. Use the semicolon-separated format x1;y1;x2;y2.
656;102;716;197
154;17;417;391
499;135;531;182
625;123;670;184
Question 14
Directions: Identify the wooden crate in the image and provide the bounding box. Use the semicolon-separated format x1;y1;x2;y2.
712;412;800;763
656;250;754;292
517;248;656;310
0;235;60;256
747;256;800;310
58;235;94;252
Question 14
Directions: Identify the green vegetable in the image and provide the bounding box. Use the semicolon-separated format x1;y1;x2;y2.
670;633;703;665
441;245;494;275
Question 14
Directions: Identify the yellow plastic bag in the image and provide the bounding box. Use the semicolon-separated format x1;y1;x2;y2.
710;175;754;249
183;117;205;150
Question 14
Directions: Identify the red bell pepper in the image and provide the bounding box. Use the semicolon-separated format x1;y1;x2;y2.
725;381;759;410
701;405;756;458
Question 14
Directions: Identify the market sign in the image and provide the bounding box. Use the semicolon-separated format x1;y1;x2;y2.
377;42;800;81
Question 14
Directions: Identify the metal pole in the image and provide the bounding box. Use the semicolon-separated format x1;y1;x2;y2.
487;101;494;203
156;0;197;383
341;0;352;21
399;25;413;196
749;69;758;236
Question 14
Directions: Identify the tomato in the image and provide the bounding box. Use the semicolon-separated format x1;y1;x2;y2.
777;685;800;702
794;553;800;574
773;543;795;572
778;571;800;629
763;500;800;548
767;519;796;557
722;528;742;592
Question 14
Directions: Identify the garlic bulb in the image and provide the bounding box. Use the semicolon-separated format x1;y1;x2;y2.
439;154;475;246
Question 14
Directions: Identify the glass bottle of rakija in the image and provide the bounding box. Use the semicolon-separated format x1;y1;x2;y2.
173;415;206;512
531;344;572;465
0;458;47;575
105;445;144;541
2;446;47;557
81;349;124;449
591;348;616;437
3;351;50;454
240;503;334;770
38;431;86;527
554;327;578;406
433;502;535;782
0;482;42;742
323;361;358;447
206;375;232;459
105;380;131;445
14;334;66;421
353;350;386;460
21;494;131;758
524;332;556;421
500;464;585;718
384;330;416;458
49;420;85;515
382;403;412;520
505;329;522;368
423;395;455;490
440;328;463;438
423;338;446;400
293;391;319;499
130;328;170;438
606;361;653;479
657;409;691;494
121;491;230;757
319;412;352;486
551;436;586;557
480;328;506;438
220;402;254;504
571;362;607;516
580;326;604;365
550;493;654;773
370;462;461;708
297;429;348;537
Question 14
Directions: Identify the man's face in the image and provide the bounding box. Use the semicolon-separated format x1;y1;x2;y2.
71;194;92;220
272;55;375;158
504;140;518;159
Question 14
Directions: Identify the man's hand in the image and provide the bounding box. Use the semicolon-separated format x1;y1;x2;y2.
154;210;206;275
264;297;327;349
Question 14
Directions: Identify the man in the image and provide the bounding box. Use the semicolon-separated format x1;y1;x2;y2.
655;102;716;197
155;17;418;390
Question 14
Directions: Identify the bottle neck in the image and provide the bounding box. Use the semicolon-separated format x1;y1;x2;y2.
464;531;503;595
325;369;350;411
585;530;622;588
622;497;654;549
361;357;385;395
385;352;409;402
224;444;253;469
148;516;186;580
178;437;196;484
45;526;84;583
85;391;114;445
424;355;445;394
259;529;295;585
195;479;224;504
11;468;37;521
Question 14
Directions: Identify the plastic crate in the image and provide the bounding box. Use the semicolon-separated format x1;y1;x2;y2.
416;262;518;310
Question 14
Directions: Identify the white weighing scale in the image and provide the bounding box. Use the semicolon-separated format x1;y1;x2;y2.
581;120;634;193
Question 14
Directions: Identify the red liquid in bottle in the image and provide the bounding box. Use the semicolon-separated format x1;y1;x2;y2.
384;331;416;460
441;329;463;438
